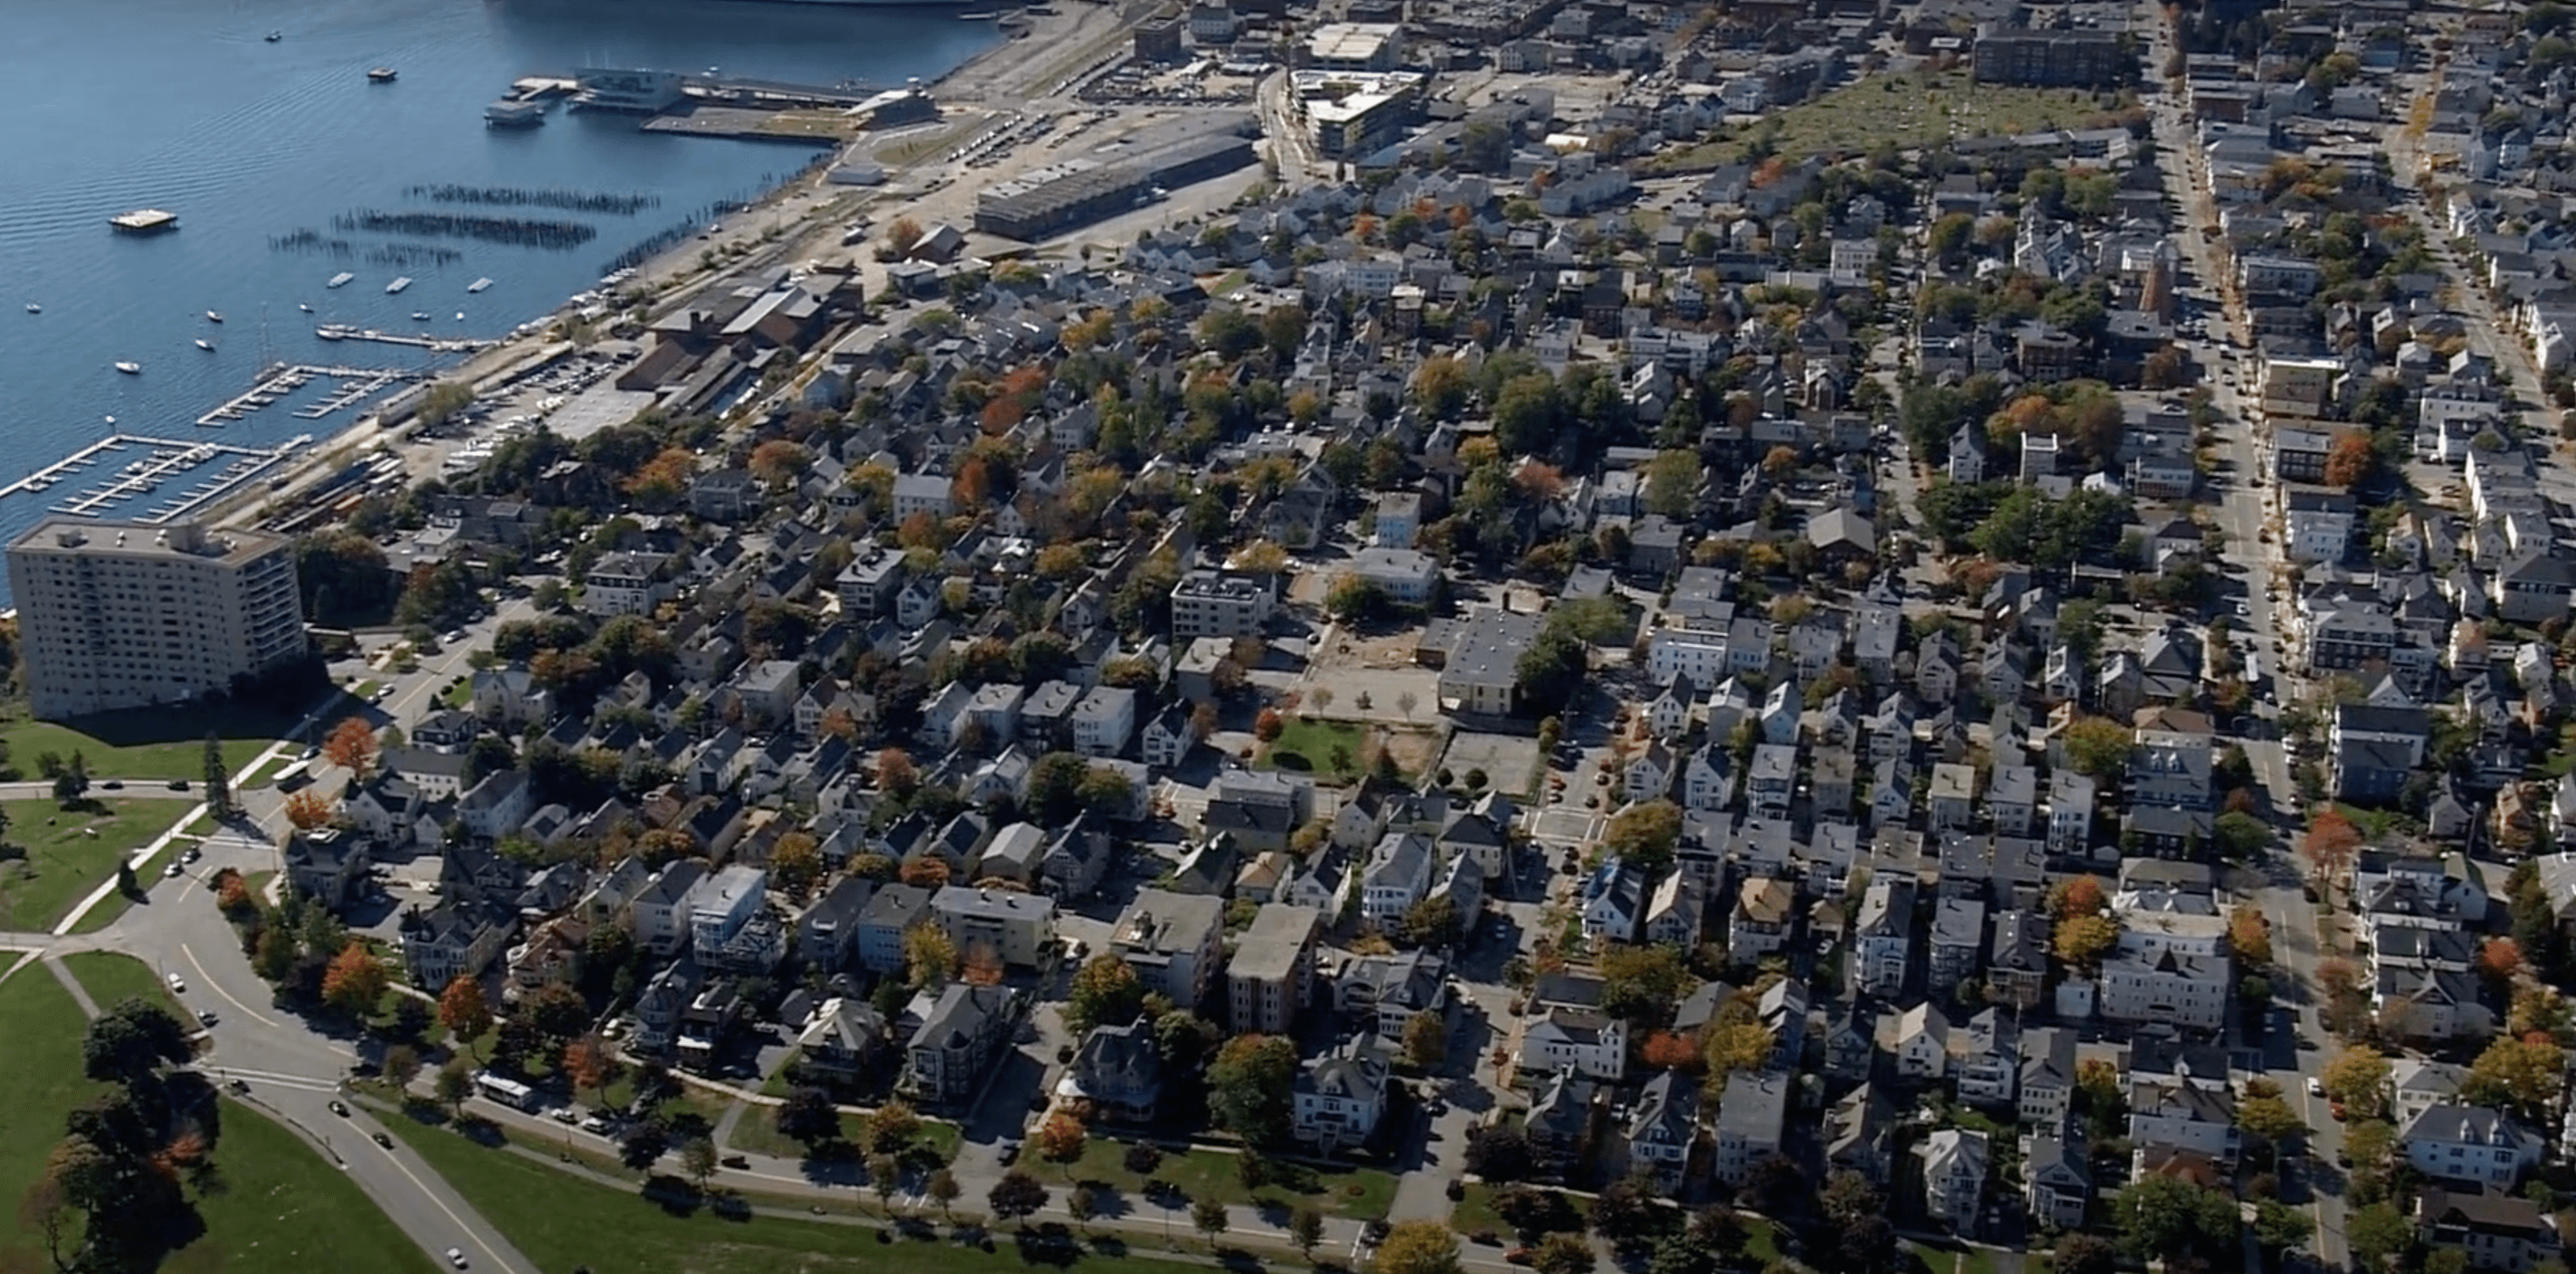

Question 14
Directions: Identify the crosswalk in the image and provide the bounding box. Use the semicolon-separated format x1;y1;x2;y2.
203;1064;344;1096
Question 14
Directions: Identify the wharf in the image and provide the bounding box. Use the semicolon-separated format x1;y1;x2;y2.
196;363;419;428
315;324;497;354
5;434;307;524
642;107;845;144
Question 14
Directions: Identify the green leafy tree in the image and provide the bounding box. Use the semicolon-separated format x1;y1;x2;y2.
2346;1201;2413;1273
203;732;232;815
1374;1220;1463;1274
1290;1206;1325;1258
1533;1232;1597;1274
1207;1035;1298;1145
2113;1175;2239;1260
2252;1199;2315;1254
1602;801;1683;876
1064;954;1147;1033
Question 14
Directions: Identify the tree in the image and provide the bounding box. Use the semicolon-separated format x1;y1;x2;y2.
2053;914;2119;970
436;1057;475;1116
1326;576;1390;623
2324;429;2377;488
2237;1082;2306;1146
1068;1181;1100;1230
876;747;921;796
2215;810;2270;858
869;1153;902;1215
1255;708;1285;742
1702;1022;1776;1077
283;788;336;831
1290;1206;1326;1258
2050;1233;2116;1274
2253;1198;2316;1254
904;923;959;989
1463;1125;1533;1183
1602;801;1683;876
1641;1032;1703;1072
564;1034;614;1109
680;1136;720;1192
203;732;232;815
81;997;192;1088
439;975;492;1053
1374;1220;1463;1274
1533;1233;1596;1274
987;1169;1050;1226
777;1086;839;1146
1589;1178;1664;1249
2113;1174;2238;1260
1065;954;1146;1033
2480;936;2525;983
1401;1010;1448;1069
2303;808;2364;885
1207;1035;1298;1145
2228;907;2273;965
2061;717;2132;784
1034;1110;1087;1167
320;941;389;1015
383;1042;424;1089
2466;1036;2564;1117
926;1167;961;1218
2347;1201;2412;1273
2323;1045;2392;1120
322;716;379;780
885;217;924;259
768;832;822;902
1191;1196;1232;1247
865;1099;921;1154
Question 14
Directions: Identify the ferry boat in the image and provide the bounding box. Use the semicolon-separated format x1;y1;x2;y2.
386;277;413;294
467;278;493;293
327;272;355;289
113;361;140;375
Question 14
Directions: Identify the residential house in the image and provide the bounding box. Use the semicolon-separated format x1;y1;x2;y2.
1230;903;1321;1033
903;983;1017;1105
2403;1105;2545;1189
1709;1071;1789;1186
1521;1006;1628;1082
1293;1035;1392;1154
1918;1129;1989;1233
1069;1021;1166;1124
1111;889;1226;1012
2415;1187;2563;1272
1625;1070;1701;1190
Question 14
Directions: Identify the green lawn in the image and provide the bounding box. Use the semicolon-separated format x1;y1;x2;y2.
61;950;182;1017
1057;1136;1395;1221
0;796;193;931
0;700;296;783
175;1100;445;1274
1650;71;2132;172
380;1115;1204;1274
1261;717;1369;784
723;1099;961;1165
0;963;431;1274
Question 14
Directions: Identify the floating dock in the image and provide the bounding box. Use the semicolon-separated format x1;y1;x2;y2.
5;434;308;524
194;362;419;428
315;324;495;354
110;209;179;234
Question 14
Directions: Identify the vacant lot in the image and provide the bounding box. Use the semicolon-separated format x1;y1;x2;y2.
1652;71;2133;171
0;796;192;931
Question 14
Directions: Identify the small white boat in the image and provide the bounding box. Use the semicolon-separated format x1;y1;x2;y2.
298;302;312;313
466;277;493;293
24;303;38;314
411;311;432;322
454;311;465;321
194;339;215;351
114;361;140;375
264;30;281;42
205;310;223;323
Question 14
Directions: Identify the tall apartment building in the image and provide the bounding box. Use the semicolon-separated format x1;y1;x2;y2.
1971;24;2131;87
1169;570;1275;639
9;518;304;720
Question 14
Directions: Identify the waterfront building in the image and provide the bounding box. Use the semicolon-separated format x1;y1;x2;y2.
7;518;304;720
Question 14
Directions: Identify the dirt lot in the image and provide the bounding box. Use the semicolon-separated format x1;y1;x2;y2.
1440;732;1545;797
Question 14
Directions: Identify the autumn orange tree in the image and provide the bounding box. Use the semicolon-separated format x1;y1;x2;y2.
564;1034;615;1110
438;975;493;1054
322;716;378;780
1641;1031;1704;1072
2323;429;2376;488
2479;937;2525;984
1034;1109;1086;1169
876;747;920;796
282;789;336;831
320;941;388;1015
2302;809;2363;887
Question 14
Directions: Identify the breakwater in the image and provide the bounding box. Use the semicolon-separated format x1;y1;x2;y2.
405;184;660;215
331;209;597;251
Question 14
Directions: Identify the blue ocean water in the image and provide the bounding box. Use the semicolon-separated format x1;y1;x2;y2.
0;0;996;523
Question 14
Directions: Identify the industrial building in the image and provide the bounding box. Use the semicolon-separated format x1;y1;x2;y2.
1304;22;1406;71
8;518;306;720
972;126;1258;241
1290;70;1427;157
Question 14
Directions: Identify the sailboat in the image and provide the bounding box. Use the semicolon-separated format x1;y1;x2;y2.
205;310;224;323
195;338;215;352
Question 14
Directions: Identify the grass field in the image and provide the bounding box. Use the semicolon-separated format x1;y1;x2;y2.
723;1100;963;1164
1260;717;1369;784
1649;70;2132;172
382;1115;1205;1274
0;965;111;1240
0;796;193;931
1057;1137;1396;1222
0;699;297;782
62;950;183;1017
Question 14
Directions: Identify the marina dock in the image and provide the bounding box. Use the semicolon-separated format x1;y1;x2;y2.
315;324;497;354
196;362;420;428
5;434;308;524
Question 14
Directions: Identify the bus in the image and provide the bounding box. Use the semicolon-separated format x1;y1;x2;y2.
472;1071;539;1112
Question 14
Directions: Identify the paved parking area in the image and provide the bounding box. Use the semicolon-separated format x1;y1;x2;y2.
1439;732;1541;794
1529;807;1603;846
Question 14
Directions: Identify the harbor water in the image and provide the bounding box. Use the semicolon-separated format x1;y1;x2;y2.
0;0;998;549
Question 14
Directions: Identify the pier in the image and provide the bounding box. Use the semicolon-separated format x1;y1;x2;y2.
5;434;308;524
315;325;498;354
195;363;422;428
